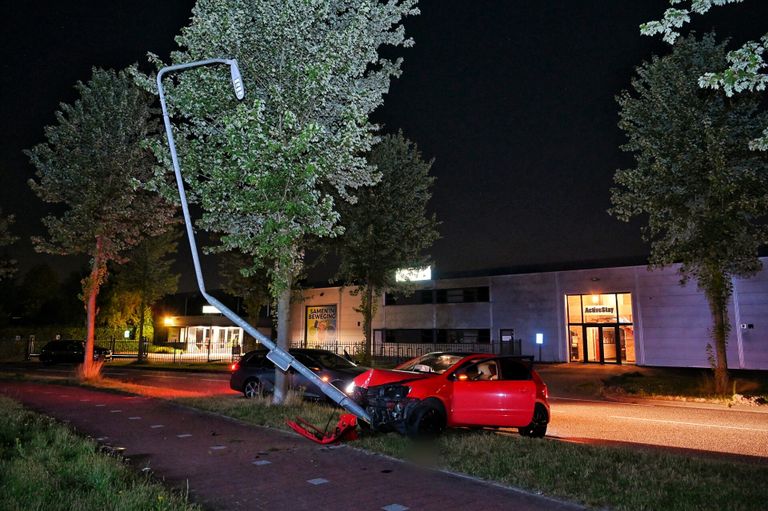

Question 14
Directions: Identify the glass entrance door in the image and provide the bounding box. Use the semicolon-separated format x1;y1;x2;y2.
583;325;619;364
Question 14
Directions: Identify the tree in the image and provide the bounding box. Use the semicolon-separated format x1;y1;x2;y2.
611;34;768;394
219;251;271;321
107;230;181;360
26;68;176;377
0;210;18;281
641;0;768;150
149;0;419;402
336;132;439;362
18;264;60;323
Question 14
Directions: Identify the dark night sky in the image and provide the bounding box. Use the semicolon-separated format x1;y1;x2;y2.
2;1;767;290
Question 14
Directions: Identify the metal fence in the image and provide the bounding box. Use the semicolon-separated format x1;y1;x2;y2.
3;335;522;366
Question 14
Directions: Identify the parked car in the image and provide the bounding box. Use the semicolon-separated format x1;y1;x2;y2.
230;348;368;399
39;340;113;364
350;352;550;439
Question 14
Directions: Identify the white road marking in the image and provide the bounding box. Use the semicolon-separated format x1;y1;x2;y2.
110;410;122;413
150;425;165;429
128;416;142;420
610;415;768;432
252;460;271;466
177;434;192;438
210;445;226;450
382;505;409;511
307;478;329;485
95;404;106;407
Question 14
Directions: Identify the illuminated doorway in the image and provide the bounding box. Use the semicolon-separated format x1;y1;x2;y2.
567;293;635;364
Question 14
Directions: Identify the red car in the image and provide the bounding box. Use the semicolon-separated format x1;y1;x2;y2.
350;352;549;439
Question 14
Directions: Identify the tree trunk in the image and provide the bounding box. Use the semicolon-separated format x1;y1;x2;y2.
362;284;374;364
273;284;291;404
704;269;731;395
83;237;103;378
137;298;146;361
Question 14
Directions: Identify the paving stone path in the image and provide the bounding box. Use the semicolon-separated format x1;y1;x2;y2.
0;381;582;511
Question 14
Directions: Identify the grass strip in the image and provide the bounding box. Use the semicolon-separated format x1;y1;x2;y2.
0;396;200;511
603;368;768;402
179;394;768;511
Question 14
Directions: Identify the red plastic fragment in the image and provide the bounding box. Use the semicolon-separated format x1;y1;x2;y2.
286;413;359;444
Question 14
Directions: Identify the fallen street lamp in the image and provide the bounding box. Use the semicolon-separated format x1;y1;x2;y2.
156;60;370;424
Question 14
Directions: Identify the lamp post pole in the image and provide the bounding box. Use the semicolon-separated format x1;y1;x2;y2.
156;60;370;423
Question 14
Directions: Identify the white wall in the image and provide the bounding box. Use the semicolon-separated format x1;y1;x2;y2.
289;258;768;369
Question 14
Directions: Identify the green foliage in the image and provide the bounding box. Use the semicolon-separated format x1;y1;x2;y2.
146;0;419;299
641;0;768;150
27;68;176;266
218;250;271;320
335;132;439;355
611;34;768;392
17;264;60;323
26;67;176;372
106;230;180;322
0;209;18;281
0;396;200;511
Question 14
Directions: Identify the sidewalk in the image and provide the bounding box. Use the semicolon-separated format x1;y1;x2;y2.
0;381;582;511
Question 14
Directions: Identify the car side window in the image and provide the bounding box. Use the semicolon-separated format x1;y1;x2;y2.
293;353;320;370
498;358;532;380
244;353;268;367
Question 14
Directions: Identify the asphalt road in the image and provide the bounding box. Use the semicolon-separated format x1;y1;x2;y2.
6;363;768;461
547;397;768;460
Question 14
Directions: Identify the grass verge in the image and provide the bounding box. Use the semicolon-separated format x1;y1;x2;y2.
0;396;200;511
603;368;768;403
179;394;768;511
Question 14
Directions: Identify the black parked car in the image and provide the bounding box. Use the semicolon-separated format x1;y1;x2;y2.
39;340;113;364
230;348;367;399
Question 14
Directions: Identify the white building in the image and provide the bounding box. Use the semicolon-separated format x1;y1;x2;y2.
289;258;768;369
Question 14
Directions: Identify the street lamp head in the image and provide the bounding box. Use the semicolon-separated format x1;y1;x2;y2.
229;59;245;100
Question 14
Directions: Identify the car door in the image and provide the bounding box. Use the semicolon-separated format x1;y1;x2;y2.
451;357;536;427
290;353;322;397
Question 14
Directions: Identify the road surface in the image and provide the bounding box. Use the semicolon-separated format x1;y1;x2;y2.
5;363;768;461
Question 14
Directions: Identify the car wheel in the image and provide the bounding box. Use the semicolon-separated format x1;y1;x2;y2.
243;378;264;399
519;403;548;438
405;399;446;439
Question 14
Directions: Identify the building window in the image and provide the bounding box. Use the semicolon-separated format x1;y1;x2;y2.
435;287;489;304
384;329;434;343
566;293;635;364
385;290;434;306
383;328;490;344
385;286;490;306
436;329;490;344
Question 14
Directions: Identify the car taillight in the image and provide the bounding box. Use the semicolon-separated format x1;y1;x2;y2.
230;362;239;372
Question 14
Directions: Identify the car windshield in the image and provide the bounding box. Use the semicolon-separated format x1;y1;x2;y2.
396;353;467;374
304;351;357;370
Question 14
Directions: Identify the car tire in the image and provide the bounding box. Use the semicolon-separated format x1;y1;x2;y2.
519;403;548;438
243;378;264;399
405;399;446;439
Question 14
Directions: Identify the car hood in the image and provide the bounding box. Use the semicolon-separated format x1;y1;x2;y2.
329;365;369;379
352;368;434;388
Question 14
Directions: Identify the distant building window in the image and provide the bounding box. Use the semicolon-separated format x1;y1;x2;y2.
384;329;434;343
435;287;489;304
385;290;434;306
382;329;490;344
436;329;490;344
